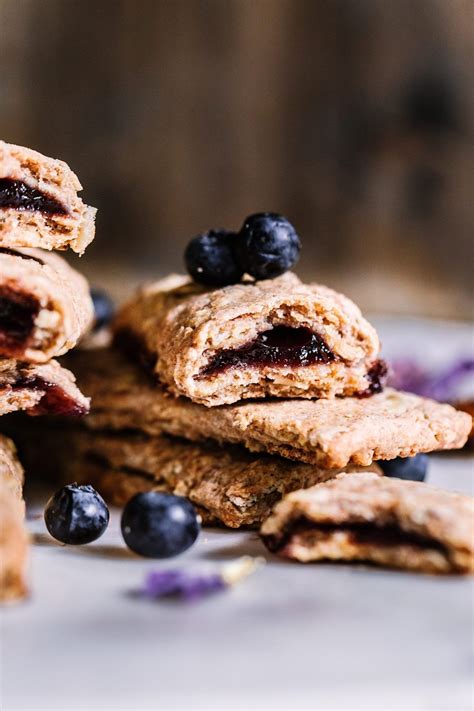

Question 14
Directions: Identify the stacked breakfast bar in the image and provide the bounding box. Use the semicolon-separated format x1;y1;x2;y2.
50;259;472;574
0;141;96;600
1;156;472;580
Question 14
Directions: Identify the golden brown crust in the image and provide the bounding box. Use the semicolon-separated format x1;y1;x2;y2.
0;358;90;417
0;248;93;362
114;273;382;406
20;425;379;528
454;399;474;447
68;348;471;468
261;472;474;574
0;141;96;254
0;435;28;602
0;434;24;502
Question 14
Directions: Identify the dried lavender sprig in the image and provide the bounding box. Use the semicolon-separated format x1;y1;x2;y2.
427;359;474;401
389;357;474;402
142;556;265;602
144;569;225;601
388;359;432;397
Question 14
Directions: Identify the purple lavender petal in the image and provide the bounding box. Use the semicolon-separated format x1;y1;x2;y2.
389;357;474;401
143;569;226;601
388;359;432;396
179;574;226;602
427;359;474;402
144;570;187;598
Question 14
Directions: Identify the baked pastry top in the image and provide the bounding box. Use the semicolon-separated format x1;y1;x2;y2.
68;348;471;468
0;247;93;362
261;471;474;574
114;273;384;406
0;141;96;254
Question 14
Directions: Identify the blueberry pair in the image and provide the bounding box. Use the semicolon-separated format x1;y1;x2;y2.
185;212;301;286
44;485;200;558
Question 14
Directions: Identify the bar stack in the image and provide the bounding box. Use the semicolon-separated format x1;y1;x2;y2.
0;140;96;600
46;264;472;574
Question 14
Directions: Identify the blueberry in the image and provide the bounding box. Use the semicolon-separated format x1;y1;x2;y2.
184;229;243;286
90;288;115;331
379;454;428;482
44;484;109;545
121;492;200;558
235;212;301;280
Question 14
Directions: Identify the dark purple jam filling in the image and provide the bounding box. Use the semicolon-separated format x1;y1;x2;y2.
0;178;68;216
12;375;88;417
357;360;388;398
0;247;45;265
0;287;39;356
264;520;447;555
199;326;336;377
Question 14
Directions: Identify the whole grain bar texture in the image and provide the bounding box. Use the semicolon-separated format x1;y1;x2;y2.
68;348;471;467
0;248;93;362
0;435;28;601
113;273;384;406
261;472;474;574
11;423;380;528
0;141;96;254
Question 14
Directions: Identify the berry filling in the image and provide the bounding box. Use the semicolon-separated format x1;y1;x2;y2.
357;360;388;397
0;287;39;356
0;178;68;216
264;520;447;556
199;326;336;377
11;375;88;417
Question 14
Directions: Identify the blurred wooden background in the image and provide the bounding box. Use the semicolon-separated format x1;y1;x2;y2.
1;0;473;317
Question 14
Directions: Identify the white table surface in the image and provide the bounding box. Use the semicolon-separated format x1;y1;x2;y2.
1;318;473;711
